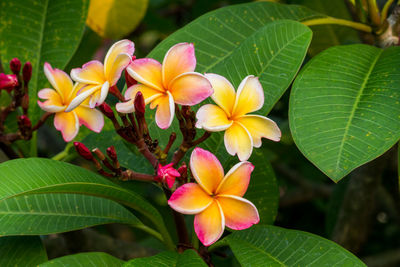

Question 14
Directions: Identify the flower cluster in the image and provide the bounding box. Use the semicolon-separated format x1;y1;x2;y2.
39;39;281;246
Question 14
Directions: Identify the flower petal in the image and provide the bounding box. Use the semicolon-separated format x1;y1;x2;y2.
127;58;164;91
169;72;213;106
70;60;105;85
154;91;174;129
97;80;110;105
194;200;225;246
236;115;281;147
190;147;224;195
205;73;236;116
224;122;253;161
232;75;264;117
74;106;104;133
216;161;254;197
116;99;135;113
162;43;196;88
54;111;79;142
65;85;100;112
125;84;163;103
44;62;74;102
37;88;65;113
168;183;213;214
217;195;259;230
195;104;232;132
104;39;135;80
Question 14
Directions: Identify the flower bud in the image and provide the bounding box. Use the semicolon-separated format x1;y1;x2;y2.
18;115;32;128
106;146;117;161
74;142;93;160
9;58;21;74
134;91;145;116
0;73;18;92
22;62;32;83
157;163;180;189
98;103;115;119
178;162;187;176
125;66;137;88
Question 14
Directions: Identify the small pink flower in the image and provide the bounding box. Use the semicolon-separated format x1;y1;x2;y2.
116;43;213;129
156;163;180;188
168;148;259;246
0;73;18;92
37;63;104;142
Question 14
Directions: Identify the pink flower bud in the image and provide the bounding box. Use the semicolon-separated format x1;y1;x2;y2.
98;103;114;119
0;73;18;92
134;91;145;116
178;162;187;176
106;146;117;161
157;163;181;189
22;62;32;83
125;62;137;87
18;115;32;128
10;58;21;74
74;142;93;160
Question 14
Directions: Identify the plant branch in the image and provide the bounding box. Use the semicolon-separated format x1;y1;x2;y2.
302;17;372;32
381;0;395;23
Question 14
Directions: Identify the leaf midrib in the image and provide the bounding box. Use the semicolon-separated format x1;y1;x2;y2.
334;49;383;175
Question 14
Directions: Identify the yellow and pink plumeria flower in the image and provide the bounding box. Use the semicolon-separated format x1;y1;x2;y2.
38;63;104;142
66;39;135;111
116;43;213;129
168;147;259;246
196;74;281;161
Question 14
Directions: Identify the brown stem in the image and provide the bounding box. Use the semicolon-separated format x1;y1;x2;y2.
120;169;156;181
163;188;191;250
163;132;176;154
32;112;52;131
136;138;158;168
191;131;211;147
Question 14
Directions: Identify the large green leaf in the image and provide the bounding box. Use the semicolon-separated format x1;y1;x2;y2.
0;193;141;236
39;252;124;267
0;236;47;266
290;44;400;182
0;0;89;122
0;158;173;249
124;249;207;267
220;225;365;267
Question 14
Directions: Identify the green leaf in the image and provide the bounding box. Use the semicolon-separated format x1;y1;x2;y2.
0;193;141;236
124;249;207;267
0;0;89;122
86;0;148;39
39;252;124;267
222;225;366;267
0;236;47;266
290;44;400;182
0;158;173;249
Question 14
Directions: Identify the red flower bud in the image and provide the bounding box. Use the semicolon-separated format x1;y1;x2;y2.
22;62;32;83
74;142;93;160
0;73;18;92
106;146;117;161
178;162;187;176
98;103;114;119
18;115;32;128
9;58;21;74
134;91;145;115
125;67;137;88
157;163;180;188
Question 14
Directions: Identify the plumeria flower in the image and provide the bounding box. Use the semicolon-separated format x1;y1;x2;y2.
66;39;135;111
168;147;259;246
116;42;213;129
156;163;180;188
38;63;104;142
196;74;281;161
